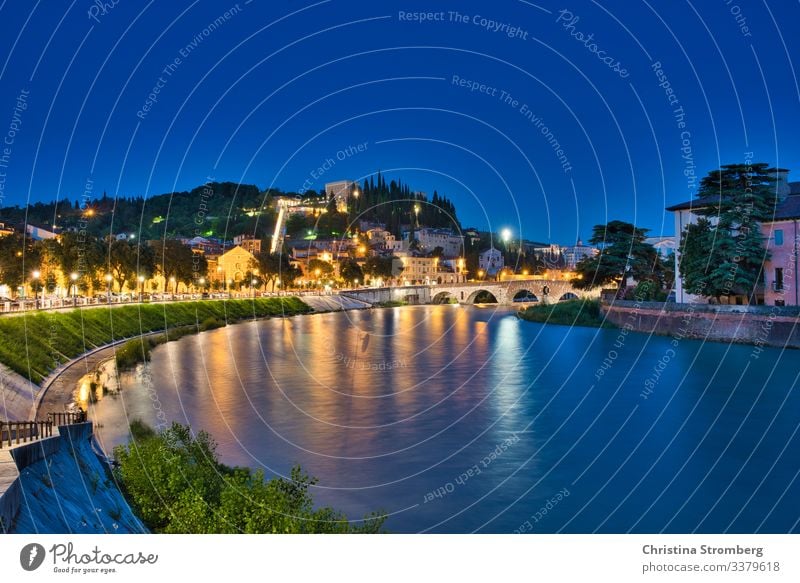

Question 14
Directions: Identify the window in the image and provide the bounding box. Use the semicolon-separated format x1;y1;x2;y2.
775;268;784;291
775;230;784;246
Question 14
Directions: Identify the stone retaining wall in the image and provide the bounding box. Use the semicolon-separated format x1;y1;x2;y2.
602;301;800;348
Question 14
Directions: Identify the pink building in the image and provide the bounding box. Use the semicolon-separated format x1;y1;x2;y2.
667;172;800;306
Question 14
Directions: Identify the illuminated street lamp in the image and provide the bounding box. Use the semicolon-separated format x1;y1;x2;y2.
105;273;113;303
169;276;176;299
501;228;512;244
32;270;41;309
137;275;145;302
70;272;79;306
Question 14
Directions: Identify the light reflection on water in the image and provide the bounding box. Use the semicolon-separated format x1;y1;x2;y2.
88;305;800;533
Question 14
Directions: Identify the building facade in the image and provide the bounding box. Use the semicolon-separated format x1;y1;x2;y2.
325;180;355;213
478;247;504;276
209;246;257;286
666;170;799;305
561;240;597;269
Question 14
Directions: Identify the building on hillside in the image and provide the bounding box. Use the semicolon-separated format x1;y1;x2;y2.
25;224;60;241
325;180;355;213
666;169;800;305
478;247;504;276
181;236;224;256
209;245;257;287
233;234;262;254
402;228;464;258
0;222;14;237
393;253;466;285
521;241;563;267
562;240;598;269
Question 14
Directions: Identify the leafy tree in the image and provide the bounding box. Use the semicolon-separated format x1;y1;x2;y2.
0;234;27;292
153;240;200;292
114;422;385;534
572;221;659;290
339;259;363;285
107;239;140;292
307;258;334;278
363;255;395;280
678;163;777;303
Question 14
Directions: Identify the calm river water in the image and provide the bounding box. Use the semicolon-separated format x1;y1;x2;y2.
88;305;800;533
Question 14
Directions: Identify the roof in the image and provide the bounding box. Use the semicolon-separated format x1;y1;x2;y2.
666;191;800;221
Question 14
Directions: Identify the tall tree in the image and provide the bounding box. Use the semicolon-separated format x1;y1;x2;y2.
679;163;777;303
572;221;659;290
339;259;363;285
154;240;200;292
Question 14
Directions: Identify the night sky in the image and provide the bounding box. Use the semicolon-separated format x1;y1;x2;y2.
0;0;798;244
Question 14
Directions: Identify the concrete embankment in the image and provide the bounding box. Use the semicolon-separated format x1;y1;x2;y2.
602;301;800;348
1;422;145;533
301;294;373;311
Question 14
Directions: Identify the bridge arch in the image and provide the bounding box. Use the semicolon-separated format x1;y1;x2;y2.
432;291;457;304
466;289;498;304
512;289;539;303
558;292;579;301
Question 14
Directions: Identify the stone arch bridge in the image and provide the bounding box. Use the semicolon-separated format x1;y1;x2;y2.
341;279;596;306
430;279;595;305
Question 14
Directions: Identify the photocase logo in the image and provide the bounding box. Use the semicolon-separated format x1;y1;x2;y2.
19;543;46;571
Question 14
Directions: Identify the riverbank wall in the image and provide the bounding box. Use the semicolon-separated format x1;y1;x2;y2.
0;422;145;533
601;301;800;348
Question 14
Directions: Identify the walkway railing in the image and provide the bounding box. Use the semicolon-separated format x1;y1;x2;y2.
47;411;86;426
0;411;86;449
0;420;53;449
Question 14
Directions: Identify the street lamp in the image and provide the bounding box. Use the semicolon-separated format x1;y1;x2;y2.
251;278;258;298
70;272;78;307
137;275;145;302
105;274;112;303
199;277;206;297
501;228;512;244
32;270;41;309
169;276;176;300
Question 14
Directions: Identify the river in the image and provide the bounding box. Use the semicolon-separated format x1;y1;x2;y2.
86;305;800;533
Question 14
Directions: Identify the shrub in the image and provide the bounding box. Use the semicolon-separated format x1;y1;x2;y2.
518;299;612;328
114;422;386;534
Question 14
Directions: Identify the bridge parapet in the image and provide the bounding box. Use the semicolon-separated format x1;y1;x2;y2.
341;279;596;306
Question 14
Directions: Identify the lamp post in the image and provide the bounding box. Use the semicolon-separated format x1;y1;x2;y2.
70;272;78;307
169;276;176;300
199;277;206;297
251;278;258;299
137;275;145;302
32;270;41;309
105;274;112;303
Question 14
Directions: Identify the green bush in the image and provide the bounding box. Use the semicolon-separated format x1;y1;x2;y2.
114;422;386;534
518;299;612;328
0;297;312;383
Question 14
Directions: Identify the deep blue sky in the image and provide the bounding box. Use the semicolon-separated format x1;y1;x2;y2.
0;0;798;244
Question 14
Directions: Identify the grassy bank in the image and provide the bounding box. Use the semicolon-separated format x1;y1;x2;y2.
517;299;613;328
115;421;386;533
0;297;311;383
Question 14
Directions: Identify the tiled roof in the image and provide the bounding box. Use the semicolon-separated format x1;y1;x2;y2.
666;193;800;220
